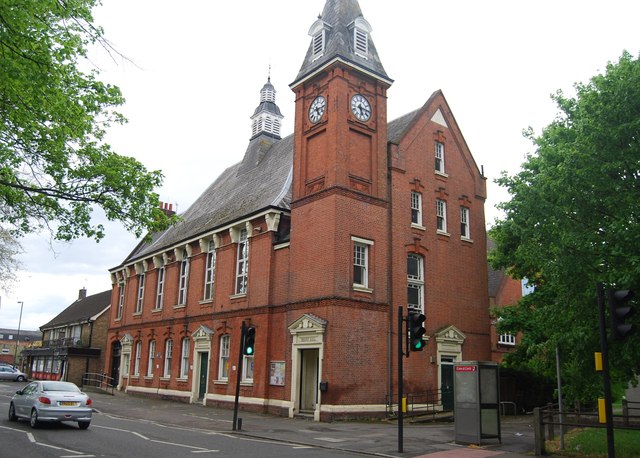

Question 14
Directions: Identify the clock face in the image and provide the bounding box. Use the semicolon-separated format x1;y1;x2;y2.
351;94;371;121
308;96;326;123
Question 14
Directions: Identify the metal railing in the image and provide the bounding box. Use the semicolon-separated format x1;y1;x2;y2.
386;389;449;420
533;402;640;455
43;337;88;348
82;372;115;395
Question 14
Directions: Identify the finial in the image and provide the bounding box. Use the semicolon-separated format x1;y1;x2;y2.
268;64;271;83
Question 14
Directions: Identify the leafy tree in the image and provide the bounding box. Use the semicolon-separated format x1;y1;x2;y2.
0;0;174;252
490;51;640;403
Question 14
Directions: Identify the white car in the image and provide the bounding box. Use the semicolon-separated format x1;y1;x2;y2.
8;380;92;429
0;365;27;381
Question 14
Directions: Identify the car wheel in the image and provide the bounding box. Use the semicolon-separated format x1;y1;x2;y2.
8;403;17;421
16;375;25;382
30;409;39;428
78;421;90;430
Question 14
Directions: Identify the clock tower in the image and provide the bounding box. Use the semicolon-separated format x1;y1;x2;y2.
288;0;393;302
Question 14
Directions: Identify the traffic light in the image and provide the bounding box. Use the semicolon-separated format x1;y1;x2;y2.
608;289;634;340
243;327;256;355
407;310;426;351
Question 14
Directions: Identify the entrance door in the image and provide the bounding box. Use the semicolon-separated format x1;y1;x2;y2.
198;352;208;400
299;349;319;412
441;356;454;411
110;342;121;387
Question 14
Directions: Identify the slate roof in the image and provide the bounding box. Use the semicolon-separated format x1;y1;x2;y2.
40;290;111;330
293;0;390;86
0;329;41;341
123;134;293;264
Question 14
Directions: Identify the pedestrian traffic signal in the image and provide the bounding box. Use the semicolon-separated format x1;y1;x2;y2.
407;310;426;351
608;289;634;340
244;327;256;355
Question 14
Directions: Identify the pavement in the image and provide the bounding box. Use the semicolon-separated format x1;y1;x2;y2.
88;388;536;457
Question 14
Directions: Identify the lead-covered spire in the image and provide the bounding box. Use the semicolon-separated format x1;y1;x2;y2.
291;0;390;87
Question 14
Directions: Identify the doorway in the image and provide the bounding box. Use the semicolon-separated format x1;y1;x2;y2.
198;352;209;401
299;348;319;413
110;341;121;387
441;356;454;411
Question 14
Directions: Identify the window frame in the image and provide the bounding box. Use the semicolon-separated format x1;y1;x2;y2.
235;229;249;295
133;341;141;376
180;338;190;379
352;236;373;291
460;206;471;239
177;250;190;306
436;199;448;234
116;281;124;320
155;266;165;310
135;273;145;314
407;253;424;313
163;339;173;378
411;191;423;227
203;241;216;301
498;333;516;346
147;340;156;377
242;355;254;383
218;335;230;381
435;141;445;174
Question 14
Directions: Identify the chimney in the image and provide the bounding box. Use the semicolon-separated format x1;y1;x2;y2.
79;288;87;300
159;201;176;217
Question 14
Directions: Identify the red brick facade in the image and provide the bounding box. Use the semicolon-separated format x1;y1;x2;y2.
105;0;491;421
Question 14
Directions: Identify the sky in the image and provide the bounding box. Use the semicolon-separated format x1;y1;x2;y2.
1;0;639;332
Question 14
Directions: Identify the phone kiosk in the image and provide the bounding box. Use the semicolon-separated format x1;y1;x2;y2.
453;361;501;445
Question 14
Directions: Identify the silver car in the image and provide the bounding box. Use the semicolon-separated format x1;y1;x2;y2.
0;365;27;381
8;381;92;429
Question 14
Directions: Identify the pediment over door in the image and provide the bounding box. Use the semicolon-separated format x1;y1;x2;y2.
434;325;466;343
192;325;214;341
288;314;327;346
119;333;134;345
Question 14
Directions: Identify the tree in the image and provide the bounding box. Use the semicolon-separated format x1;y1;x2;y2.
490;51;640;403
0;0;174;251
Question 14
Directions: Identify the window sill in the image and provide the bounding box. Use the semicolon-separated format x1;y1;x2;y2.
411;223;426;231
353;285;373;294
240;381;254;386
144;376;154;380
152;308;163;313
173;304;186;310
133;312;142;317
199;298;214;305
274;242;290;250
229;293;247;300
435;170;448;178
436;230;450;237
160;376;170;381
214;380;228;385
461;236;474;244
177;377;189;382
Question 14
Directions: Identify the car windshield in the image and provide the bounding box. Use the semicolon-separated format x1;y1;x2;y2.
42;382;80;392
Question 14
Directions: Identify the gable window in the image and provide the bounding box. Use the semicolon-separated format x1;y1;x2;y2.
163;339;173;378
407;254;424;312
135;274;145;314
117;281;125;319
411;191;423;226
218;335;230;381
235;229;249;294
178;250;190;305
155;266;165;310
436;199;447;233
133;341;141;376
435;141;445;174
147;340;156;377
460;207;470;239
204;241;216;301
180;338;190;379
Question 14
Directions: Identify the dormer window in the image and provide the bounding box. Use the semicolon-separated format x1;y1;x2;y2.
351;17;373;59
309;19;330;62
312;30;325;60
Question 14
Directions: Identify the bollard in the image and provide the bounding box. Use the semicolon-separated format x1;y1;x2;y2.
238;418;242;430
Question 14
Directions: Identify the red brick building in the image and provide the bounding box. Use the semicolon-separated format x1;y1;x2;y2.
105;0;491;421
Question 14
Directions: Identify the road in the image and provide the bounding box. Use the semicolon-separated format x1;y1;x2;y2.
0;381;361;457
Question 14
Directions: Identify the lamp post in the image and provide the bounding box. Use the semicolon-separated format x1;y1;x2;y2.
14;301;23;367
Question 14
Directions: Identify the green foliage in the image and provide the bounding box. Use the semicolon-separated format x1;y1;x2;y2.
0;0;175;247
549;428;640;457
490;51;640;404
